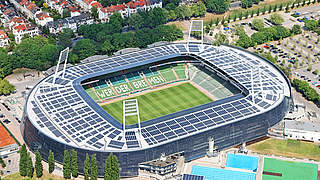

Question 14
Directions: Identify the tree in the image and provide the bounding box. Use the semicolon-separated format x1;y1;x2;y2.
262;6;266;14
291;24;302;34
26;153;33;178
279;3;283;10
242;0;248;8
191;1;207;17
268;5;272;13
35;150;43;178
104;153;112;180
0;157;6;168
19;144;27;177
62;8;71;18
73;39;97;60
71;150;78;178
212;32;229;45
269;13;284;25
307;65;312;71
205;0;230;13
273;4;278;12
305;20;318;31
248;0;253;8
251;31;267;44
274;25;291;40
128;13;144;30
285;3;290;12
48;150;55;173
91;154;98;180
13;36;60;71
215;18;220;26
57;32;72;49
236;33;254;48
0;78;15;95
63;150;71;179
84;153;90;180
175;5;192;20
245;11;249;19
91;7;98;20
252;19;264;31
111;154;120;180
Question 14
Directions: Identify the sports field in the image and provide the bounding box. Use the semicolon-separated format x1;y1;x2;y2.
248;138;320;161
101;82;213;125
262;158;318;180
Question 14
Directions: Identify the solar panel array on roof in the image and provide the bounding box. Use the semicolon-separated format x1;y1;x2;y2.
182;174;204;180
28;43;288;151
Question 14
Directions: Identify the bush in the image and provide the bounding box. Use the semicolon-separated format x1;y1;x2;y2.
0;157;5;168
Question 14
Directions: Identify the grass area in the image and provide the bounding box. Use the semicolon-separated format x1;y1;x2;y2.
263;157;318;180
101;82;213;125
3;170;66;180
248;138;320;161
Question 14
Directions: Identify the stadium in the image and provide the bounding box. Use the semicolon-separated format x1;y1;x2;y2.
21;43;292;177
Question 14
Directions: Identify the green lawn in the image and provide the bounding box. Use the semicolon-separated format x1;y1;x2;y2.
248;138;320;161
262;158;318;180
101;82;213;125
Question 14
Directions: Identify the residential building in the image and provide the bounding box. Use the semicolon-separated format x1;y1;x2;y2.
35;11;54;26
0;30;9;47
98;0;162;22
9;0;53;25
12;22;39;44
45;0;81;17
47;13;94;34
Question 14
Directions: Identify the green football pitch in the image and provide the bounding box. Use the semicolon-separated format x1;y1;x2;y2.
101;82;213;125
262;158;318;180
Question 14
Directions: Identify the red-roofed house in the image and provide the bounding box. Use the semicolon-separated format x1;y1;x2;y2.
35;11;53;26
12;22;39;43
45;0;81;17
0;30;9;47
9;0;52;25
98;0;162;22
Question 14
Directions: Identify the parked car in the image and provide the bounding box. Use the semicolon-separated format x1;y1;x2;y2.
3;119;10;124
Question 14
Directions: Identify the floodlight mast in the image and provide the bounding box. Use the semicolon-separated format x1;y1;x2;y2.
52;47;69;86
62;47;70;78
187;20;204;48
122;99;142;148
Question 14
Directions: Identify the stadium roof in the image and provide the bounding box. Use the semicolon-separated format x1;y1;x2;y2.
26;43;291;152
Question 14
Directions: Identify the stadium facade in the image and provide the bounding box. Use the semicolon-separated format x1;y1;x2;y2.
21;43;292;177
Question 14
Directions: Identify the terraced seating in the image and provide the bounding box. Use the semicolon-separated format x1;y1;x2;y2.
159;66;177;82
110;75;126;85
126;72;140;81
191;65;240;100
94;79;108;90
143;68;158;77
173;64;187;79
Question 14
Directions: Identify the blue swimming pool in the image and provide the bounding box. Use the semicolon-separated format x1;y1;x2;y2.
226;153;259;172
192;165;256;180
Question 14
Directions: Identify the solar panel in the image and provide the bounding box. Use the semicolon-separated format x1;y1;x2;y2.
182;174;204;180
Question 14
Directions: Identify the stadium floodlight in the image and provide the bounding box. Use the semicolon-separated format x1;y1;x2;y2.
187;20;204;47
52;47;69;85
123;99;141;147
250;64;264;105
